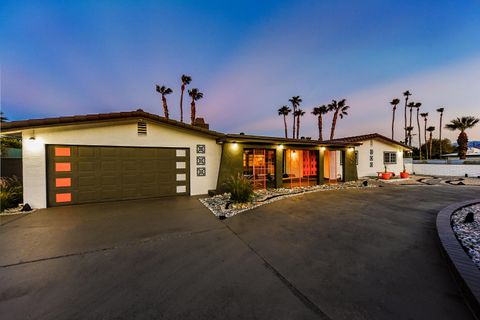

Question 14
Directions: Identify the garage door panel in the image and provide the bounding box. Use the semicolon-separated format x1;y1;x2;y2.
47;145;189;206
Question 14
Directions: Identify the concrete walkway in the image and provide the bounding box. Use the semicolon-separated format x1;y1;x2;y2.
0;186;479;319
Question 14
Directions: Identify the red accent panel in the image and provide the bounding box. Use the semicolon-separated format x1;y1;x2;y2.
56;178;71;187
55;162;71;172
56;193;71;202
55;147;71;157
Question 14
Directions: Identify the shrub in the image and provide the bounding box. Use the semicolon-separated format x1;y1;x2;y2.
226;173;254;203
0;176;23;211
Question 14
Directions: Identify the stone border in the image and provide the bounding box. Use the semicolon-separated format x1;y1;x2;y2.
436;199;480;319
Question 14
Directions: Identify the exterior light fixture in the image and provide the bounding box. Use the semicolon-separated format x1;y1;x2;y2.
29;136;36;140
320;147;326;151
348;147;354;151
232;142;238;149
278;144;284;150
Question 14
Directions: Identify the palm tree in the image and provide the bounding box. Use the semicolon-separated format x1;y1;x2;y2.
289;96;302;138
445;116;480;160
278;106;291;138
155;85;173;119
436;107;445;157
420;112;429;159
179;75;192;123
312;105;329;141
406;126;414;147
295;109;305;139
389;98;400;140
415;104;422;159
403;90;412;144
328;99;350;140
0;112;7;123
188;88;204;125
426;126;435;159
409;102;421;146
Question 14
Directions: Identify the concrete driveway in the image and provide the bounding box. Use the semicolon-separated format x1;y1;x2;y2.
0;185;479;319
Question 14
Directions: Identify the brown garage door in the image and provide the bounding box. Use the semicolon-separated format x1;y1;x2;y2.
46;145;189;207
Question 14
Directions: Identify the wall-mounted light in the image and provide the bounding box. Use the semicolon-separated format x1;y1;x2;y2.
320;146;326;151
278;144;284;150
29;136;36;140
232;142;238;149
348;147;354;152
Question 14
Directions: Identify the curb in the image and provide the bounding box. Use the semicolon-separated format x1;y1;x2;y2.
436;199;480;319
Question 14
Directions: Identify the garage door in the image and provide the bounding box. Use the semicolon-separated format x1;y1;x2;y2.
46;145;189;207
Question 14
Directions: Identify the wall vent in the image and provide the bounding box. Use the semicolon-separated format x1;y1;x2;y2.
138;121;147;135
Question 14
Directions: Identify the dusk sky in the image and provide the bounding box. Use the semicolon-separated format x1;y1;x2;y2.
1;0;479;143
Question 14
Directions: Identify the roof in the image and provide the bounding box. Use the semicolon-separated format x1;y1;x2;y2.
325;133;412;150
0;109;224;138
222;134;361;147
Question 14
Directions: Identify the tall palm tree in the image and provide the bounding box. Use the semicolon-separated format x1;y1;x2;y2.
406;126;414;148
289;96;302;138
155;85;173;119
389;98;400;140
278;105;291;138
445;116;480;160
188;88;204;125
420;112;429;159
415;104;422;159
436;107;445;157
426;126;435;159
409;102;421;146
328;99;350;140
179;75;192;123
312;105;329;141
295;109;305;139
403;90;412;144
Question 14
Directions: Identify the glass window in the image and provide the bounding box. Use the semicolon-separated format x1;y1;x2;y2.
55;162;71;172
383;152;397;164
55;147;71;157
243;149;275;189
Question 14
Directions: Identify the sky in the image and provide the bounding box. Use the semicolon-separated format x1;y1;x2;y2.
1;0;480;144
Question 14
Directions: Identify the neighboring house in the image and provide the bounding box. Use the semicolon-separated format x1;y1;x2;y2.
0;110;359;209
442;147;480;160
327;133;412;178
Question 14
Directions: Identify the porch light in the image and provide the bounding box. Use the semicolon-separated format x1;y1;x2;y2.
277;144;284;150
232;142;238;149
320;147;326;151
348;147;354;152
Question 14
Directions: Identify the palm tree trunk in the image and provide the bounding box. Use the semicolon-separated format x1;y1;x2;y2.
417;109;422;160
424;120;428;159
458;131;468;160
391;107;396;140
330;111;339;140
283;115;288;138
408;107;413;146
429;132;433;159
180;84;185;123
404;98;408;144
191;101;196;125
162;95;169;119
439;113;443;158
292;107;296;139
296;115;300;139
318;115;323;141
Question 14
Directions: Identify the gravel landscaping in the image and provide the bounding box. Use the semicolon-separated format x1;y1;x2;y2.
451;203;480;269
200;181;377;218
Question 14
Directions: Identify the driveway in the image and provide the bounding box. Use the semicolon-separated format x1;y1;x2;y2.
0;185;479;319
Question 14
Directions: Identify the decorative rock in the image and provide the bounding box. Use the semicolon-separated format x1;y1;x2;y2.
21;203;32;212
362;180;368;187
451;204;480;269
465;211;475;223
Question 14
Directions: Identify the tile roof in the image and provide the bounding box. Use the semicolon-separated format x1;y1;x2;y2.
325;133;412;149
0;109;224;137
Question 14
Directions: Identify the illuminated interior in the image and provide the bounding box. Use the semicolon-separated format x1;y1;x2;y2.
55;178;71;187
55;162;71;172
55;147;71;157
283;150;318;187
243;148;276;189
56;193;71;203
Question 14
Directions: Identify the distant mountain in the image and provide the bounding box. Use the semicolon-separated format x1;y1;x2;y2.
452;141;480;148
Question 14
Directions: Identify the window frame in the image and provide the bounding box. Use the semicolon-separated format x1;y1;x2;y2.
383;151;397;164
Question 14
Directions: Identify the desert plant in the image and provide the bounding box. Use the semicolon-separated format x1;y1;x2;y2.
0;176;23;211
403;90;412;144
328;99;350;140
226;173;254;203
312;105;329;141
179;74;192;123
155;85;173;119
445;116;480;159
389;98;400;140
278;105;291;138
289;96;302;138
188;88;204;125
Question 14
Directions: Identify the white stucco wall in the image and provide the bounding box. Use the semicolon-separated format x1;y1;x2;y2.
21;120;221;208
355;139;405;177
412;163;480;177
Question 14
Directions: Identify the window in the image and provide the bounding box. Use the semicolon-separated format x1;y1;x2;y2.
383;152;397;164
243;149;275;189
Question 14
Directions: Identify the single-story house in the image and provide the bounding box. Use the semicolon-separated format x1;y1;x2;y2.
326;133;412;178
441;147;480;160
0;110;361;209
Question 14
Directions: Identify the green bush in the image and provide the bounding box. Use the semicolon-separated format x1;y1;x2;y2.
0;176;23;211
226;173;254;203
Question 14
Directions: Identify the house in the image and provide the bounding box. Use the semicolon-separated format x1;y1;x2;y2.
326;133;412;178
0;110;359;209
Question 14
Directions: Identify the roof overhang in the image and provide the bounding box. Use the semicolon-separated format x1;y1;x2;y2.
219;134;361;148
